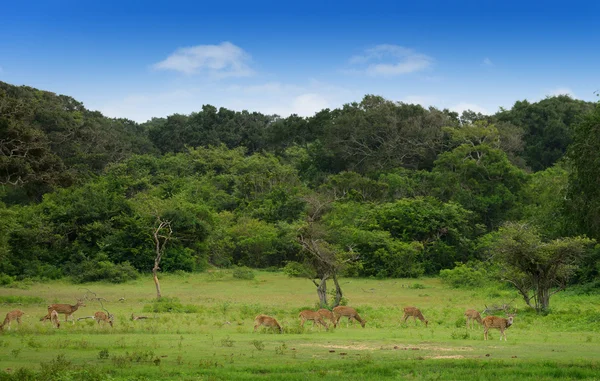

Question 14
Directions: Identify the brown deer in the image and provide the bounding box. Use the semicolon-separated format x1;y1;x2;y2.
41;299;86;324
402;306;428;327
253;314;283;333
317;308;336;326
50;310;60;328
465;309;483;329
94;311;114;327
0;310;24;331
298;310;328;330
332;306;366;328
482;314;514;341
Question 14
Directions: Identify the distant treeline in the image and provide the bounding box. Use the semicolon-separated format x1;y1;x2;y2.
1;81;599;284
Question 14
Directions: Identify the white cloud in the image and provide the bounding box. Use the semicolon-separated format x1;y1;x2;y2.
450;102;490;116
547;87;575;98
483;57;494;66
94;81;359;122
347;44;433;77
152;42;254;78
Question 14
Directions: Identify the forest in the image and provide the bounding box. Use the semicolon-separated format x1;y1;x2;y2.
1;80;599;311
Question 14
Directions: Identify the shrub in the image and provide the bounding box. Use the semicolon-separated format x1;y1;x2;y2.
232;266;255;280
0;273;15;286
439;262;488;288
142;297;199;313
69;259;139;283
282;261;313;278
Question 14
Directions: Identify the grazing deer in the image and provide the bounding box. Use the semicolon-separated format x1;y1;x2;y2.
41;299;86;324
94;311;114;327
317;308;336;326
465;309;483;329
253;314;283;333
402;306;428;328
0;310;24;331
332;306;366;328
298;310;328;330
50;310;60;328
482;314;514;341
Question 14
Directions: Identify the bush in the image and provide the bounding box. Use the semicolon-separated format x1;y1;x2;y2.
282;261;313;278
0;273;15;286
439;262;488;288
232;266;255;280
142;297;199;313
69;259;139;283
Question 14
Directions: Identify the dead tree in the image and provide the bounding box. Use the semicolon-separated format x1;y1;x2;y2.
152;217;172;299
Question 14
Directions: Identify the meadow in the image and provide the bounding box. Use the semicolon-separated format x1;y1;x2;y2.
0;271;599;380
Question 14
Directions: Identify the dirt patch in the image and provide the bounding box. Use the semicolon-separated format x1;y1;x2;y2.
299;343;379;351
299;343;473;352
426;355;466;359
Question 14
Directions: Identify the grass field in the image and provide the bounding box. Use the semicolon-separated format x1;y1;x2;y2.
1;271;599;380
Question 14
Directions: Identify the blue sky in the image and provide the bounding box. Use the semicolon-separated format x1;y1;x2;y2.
1;0;599;122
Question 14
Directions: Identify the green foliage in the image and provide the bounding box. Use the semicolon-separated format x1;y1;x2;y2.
282;261;315;278
0;273;15;286
566;103;600;240
496;95;594;171
439;262;488;288
433;144;526;228
68;258;139;283
142;297;200;313
232;266;255;280
481;222;595;311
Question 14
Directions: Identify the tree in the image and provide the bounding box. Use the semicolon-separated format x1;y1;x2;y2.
296;193;356;307
482;222;594;312
433;144;526;229
566;102;600;240
152;217;172;299
495;95;594;171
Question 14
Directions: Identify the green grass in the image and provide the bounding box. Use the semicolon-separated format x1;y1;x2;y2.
0;271;599;380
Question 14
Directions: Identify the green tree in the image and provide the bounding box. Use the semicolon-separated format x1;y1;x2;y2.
482;222;594;312
495;95;594;171
566;103;600;240
433;144;526;228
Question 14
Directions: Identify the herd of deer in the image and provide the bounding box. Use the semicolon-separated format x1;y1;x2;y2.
255;306;516;341
0;299;114;331
1;300;514;341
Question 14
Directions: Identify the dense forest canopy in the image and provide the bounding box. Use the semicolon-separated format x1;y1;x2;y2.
1;80;599;291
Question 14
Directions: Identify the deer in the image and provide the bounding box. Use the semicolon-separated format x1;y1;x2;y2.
332;306;366;328
298;310;329;330
0;310;24;331
50;310;60;328
402;306;429;328
317;308;336;326
465;309;483;329
41;299;86;324
94;311;114;327
253;314;283;333
482;314;514;341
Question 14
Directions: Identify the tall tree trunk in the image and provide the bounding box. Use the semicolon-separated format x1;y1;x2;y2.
152;263;162;299
332;273;343;307
313;275;329;308
152;218;172;300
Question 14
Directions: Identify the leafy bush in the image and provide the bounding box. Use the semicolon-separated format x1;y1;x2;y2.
68;258;139;283
232;266;255;280
142;297;199;313
282;261;313;278
0;273;15;286
439;262;488;288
